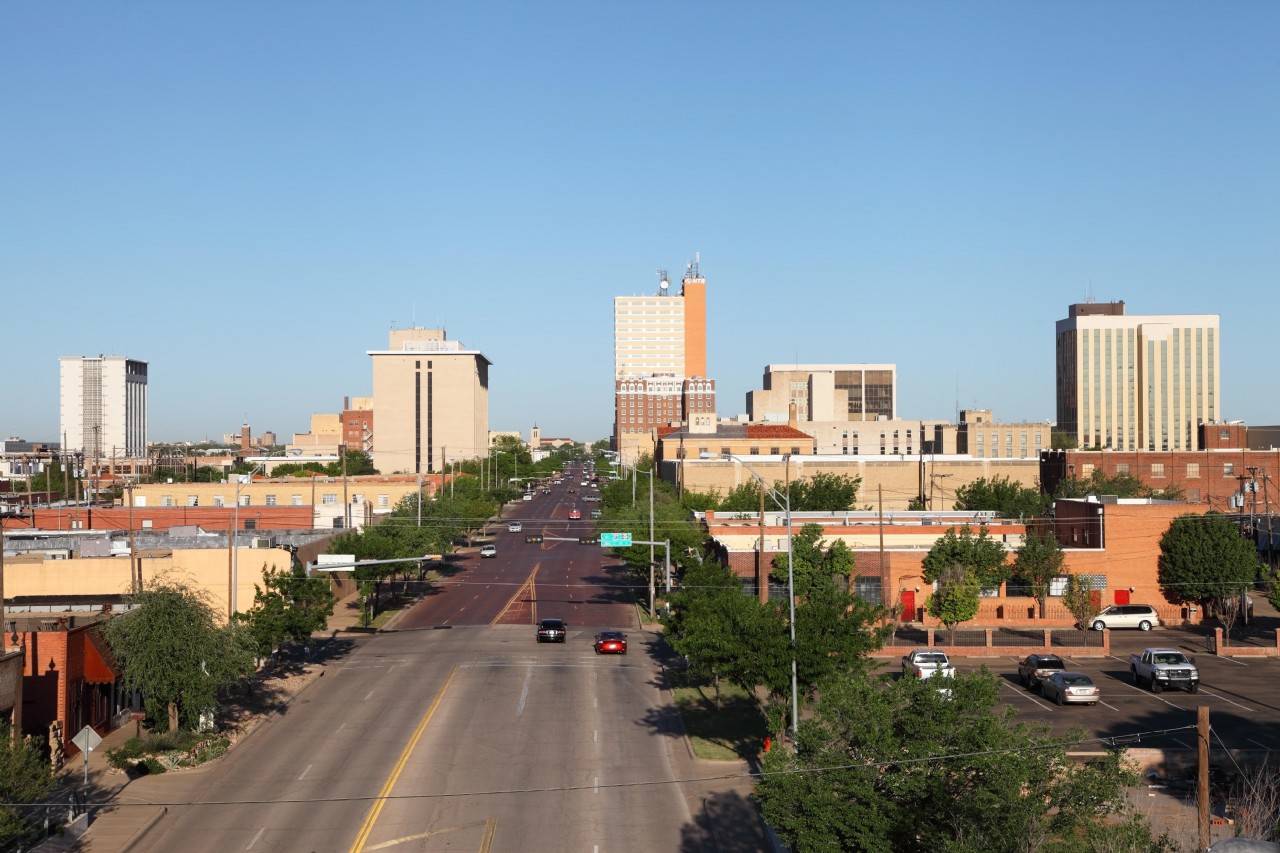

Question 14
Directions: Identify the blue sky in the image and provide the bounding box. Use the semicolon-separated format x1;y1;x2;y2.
4;3;1277;446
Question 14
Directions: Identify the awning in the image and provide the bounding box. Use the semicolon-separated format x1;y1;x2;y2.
83;627;121;685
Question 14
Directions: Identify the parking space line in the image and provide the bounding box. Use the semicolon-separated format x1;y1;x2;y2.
1195;688;1253;712
1248;738;1273;750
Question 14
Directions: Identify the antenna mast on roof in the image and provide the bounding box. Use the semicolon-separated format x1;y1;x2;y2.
686;251;701;280
657;269;670;296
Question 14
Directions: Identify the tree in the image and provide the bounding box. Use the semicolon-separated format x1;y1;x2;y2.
237;563;336;657
1051;431;1078;450
789;472;862;512
0;727;58;845
954;475;1050;520
757;670;1160;853
772;523;855;600
718;481;765;512
922;525;1010;590
101;574;256;731
1055;469;1183;502
927;565;980;644
1158;512;1260;644
1061;573;1102;630
1013;528;1067;618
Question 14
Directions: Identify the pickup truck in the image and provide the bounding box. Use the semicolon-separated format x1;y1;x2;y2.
901;649;956;680
1129;648;1200;694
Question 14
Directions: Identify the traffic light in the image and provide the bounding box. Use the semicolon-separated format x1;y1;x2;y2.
525;535;544;544
578;537;598;545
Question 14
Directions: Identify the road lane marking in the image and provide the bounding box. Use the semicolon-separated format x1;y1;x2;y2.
1098;700;1121;711
516;664;533;718
480;816;497;852
246;827;265;849
298;764;312;780
363;690;375;701
594;776;599;794
348;665;459;853
365;818;497;851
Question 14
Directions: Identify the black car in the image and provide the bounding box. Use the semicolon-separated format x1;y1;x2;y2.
536;618;567;643
1017;653;1067;689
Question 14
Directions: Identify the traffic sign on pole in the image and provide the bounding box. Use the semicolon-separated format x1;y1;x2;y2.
600;532;632;548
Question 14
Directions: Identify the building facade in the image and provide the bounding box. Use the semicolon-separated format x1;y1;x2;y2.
59;355;149;460
1055;301;1220;452
747;363;897;423
369;328;490;475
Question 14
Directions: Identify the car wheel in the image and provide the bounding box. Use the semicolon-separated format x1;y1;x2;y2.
1092;620;1106;631
1020;673;1029;687
1138;620;1152;631
1151;680;1162;694
1132;669;1142;687
1055;690;1065;706
1188;683;1198;694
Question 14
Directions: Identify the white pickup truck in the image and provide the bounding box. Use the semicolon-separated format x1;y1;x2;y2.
901;649;956;680
1129;648;1200;694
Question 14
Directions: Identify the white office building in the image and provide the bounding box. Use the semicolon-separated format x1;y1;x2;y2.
59;355;149;459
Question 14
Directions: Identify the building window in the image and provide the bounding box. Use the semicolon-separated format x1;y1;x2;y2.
322;494;338;505
791;447;801;455
721;447;731;455
213;496;225;507
378;494;389;508
141;519;153;529
1224;463;1235;477
770;447;780;454
291;494;303;506
1115;463;1129;475
749;448;759;455
161;496;174;507
187;495;198;507
1150;463;1165;479
239;495;251;507
265;494;277;506
1186;463;1199;478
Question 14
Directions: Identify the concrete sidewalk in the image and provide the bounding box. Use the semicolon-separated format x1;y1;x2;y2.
35;592;369;853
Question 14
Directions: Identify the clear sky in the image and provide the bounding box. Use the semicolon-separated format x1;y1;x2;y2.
4;3;1277;446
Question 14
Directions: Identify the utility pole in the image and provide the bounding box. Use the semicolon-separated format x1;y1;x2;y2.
1197;705;1210;852
126;482;139;593
758;482;767;604
648;465;655;574
341;444;350;530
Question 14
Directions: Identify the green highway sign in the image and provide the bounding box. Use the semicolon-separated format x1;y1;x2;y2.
600;532;632;548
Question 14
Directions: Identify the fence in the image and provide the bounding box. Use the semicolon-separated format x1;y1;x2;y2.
877;625;1108;658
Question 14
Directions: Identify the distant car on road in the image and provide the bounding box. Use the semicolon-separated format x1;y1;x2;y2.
594;631;627;654
568;509;581;520
536;618;567;643
522;493;533;501
1040;672;1100;706
479;544;497;558
508;521;522;533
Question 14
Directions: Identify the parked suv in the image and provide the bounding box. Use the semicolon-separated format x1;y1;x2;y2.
1089;604;1160;631
1017;654;1067;690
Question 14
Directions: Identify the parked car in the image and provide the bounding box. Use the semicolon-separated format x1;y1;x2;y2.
901;649;956;680
594;631;627;654
1088;604;1160;631
522;493;533;501
508;521;522;533
1040;672;1100;706
1017;654;1067;690
536;618;567;643
479;544;497;558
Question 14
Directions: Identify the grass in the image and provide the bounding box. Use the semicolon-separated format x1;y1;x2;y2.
668;670;770;761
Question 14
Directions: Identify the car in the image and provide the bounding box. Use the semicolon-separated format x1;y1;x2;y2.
581;481;589;486
582;495;599;502
1088;604;1160;631
542;488;551;494
536;618;567;643
508;521;522;533
567;488;577;494
568;509;581;520
522;492;533;501
594;631;627;654
590;509;602;519
479;544;497;558
1017;654;1067;690
1040;671;1100;706
901;649;956;680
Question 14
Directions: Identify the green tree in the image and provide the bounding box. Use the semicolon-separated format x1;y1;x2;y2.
324;449;378;477
922;524;1010;590
954;475;1050;519
926;565;981;644
1055;469;1183;502
101;575;256;731
718;481;765;512
757;670;1157;853
236;563;336;657
773;523;855;600
1061;573;1102;630
789;471;862;511
1013;528;1067;618
1051;431;1078;450
0;727;58;845
1158;512;1261;644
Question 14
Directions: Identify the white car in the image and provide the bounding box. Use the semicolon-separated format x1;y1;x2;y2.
522;493;533;501
479;545;497;558
508;521;523;533
1088;604;1160;631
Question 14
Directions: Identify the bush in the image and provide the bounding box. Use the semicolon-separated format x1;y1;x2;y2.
106;730;203;770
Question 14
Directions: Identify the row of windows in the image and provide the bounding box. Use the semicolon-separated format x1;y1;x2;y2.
1095;461;1242;479
156;494;392;508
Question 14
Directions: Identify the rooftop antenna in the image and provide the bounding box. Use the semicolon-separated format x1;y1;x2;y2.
657;269;670;297
686;251;701;279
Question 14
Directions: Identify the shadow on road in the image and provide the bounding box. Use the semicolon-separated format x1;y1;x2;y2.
680;789;770;853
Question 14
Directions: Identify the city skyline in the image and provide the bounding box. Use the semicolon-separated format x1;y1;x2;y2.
4;4;1277;444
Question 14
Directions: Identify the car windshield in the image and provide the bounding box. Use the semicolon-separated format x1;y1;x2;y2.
917;654;948;664
540;620;564;629
1039;658;1065;668
599;631;623;640
1155;654;1185;664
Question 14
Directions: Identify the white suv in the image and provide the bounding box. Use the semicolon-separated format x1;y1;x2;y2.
1089;604;1160;631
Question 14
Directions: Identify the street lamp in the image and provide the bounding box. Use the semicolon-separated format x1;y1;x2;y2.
728;454;799;741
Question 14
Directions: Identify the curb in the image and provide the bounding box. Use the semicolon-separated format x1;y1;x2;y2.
118;806;167;853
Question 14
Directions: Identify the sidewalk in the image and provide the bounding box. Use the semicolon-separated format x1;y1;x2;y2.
36;592;369;853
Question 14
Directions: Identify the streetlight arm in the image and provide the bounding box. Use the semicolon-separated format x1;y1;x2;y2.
727;455;788;512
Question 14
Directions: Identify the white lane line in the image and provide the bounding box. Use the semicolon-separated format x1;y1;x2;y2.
594;729;598;743
1196;688;1254;711
246;827;265;849
1212;655;1250;667
594;776;599;794
1119;682;1183;709
1248;738;1272;750
1171;738;1192;749
1098;700;1122;711
298;764;312;781
1003;683;1051;709
363;690;375;701
337;722;346;732
516;664;533;718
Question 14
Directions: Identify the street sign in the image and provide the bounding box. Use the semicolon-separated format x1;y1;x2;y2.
600;532;632;547
72;725;102;754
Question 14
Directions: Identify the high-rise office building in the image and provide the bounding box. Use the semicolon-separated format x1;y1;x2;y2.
59;355;149;459
612;261;710;459
1055;301;1220;452
368;328;490;475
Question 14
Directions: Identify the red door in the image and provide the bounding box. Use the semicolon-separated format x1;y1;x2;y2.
1114;588;1130;605
901;590;916;622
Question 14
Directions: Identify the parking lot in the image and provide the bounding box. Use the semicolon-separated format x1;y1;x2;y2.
932;627;1280;752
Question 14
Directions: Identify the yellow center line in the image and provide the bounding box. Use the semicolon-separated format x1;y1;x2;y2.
348;664;459;853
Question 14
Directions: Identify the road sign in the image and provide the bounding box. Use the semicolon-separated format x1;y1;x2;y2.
600;532;632;547
73;725;103;785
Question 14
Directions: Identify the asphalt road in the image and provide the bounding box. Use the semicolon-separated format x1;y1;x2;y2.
942;627;1280;753
134;467;755;853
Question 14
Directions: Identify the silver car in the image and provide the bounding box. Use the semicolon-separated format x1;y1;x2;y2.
1041;672;1099;706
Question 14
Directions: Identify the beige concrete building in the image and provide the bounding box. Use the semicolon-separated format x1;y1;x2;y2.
369;327;491;475
1056;301;1220;452
747;363;896;423
955;409;1053;460
676;454;1042;513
